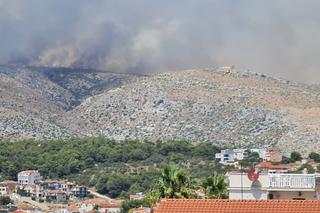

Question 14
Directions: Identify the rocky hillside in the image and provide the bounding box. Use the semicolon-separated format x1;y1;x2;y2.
1;65;320;154
65;68;320;154
0;64;142;140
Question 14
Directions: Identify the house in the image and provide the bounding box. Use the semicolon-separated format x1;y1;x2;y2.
130;192;144;201
71;185;87;198
45;190;67;203
17;170;42;185
60;180;76;194
215;148;265;164
0;181;18;195
0;184;7;196
151;199;320;213
255;161;289;173
66;204;80;213
80;198;122;213
0;203;18;212
41;180;61;190
264;148;282;162
16;203;38;213
215;149;237;164
228;172;320;200
22;184;38;198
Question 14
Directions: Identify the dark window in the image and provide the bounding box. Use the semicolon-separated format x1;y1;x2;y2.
268;193;274;200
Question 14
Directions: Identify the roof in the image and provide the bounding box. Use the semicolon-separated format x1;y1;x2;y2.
266;148;279;153
67;205;79;212
152;199;320;213
83;198;105;205
255;161;290;170
19;170;38;174
96;201;122;208
83;198;122;208
17;203;36;211
2;180;18;184
12;211;27;213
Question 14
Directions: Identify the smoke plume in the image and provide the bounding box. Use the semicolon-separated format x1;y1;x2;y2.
0;0;320;83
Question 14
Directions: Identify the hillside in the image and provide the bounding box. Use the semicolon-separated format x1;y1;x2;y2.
1;65;320;154
65;68;320;154
0;65;143;140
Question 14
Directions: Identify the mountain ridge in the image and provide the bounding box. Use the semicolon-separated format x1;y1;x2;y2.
1;65;320;154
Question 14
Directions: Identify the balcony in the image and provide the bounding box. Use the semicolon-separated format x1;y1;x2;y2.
268;174;315;191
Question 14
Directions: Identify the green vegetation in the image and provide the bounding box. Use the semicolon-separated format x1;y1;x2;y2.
290;151;302;162
0;137;228;199
281;151;303;164
297;164;315;174
122;164;228;212
239;152;262;168
0;196;12;205
202;174;228;199
309;152;320;163
156;164;196;199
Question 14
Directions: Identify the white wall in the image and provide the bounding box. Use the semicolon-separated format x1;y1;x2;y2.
228;172;318;200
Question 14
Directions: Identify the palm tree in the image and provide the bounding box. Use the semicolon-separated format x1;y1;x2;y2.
157;164;196;199
202;174;228;199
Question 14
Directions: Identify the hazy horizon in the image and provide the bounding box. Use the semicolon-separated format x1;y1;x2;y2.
1;0;320;83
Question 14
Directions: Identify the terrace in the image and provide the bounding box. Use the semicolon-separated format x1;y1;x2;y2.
268;174;316;191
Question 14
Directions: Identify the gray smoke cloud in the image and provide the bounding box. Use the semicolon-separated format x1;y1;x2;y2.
0;0;320;83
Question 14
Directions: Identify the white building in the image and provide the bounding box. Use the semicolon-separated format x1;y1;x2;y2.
228;172;320;200
17;170;42;185
215;150;237;164
215;148;265;164
79;199;122;213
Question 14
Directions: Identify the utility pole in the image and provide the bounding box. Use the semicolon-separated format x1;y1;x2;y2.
240;161;243;200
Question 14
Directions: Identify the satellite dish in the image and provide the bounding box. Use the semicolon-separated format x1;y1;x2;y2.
248;168;259;182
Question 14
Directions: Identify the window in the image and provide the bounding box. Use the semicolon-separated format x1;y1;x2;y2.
268;193;274;200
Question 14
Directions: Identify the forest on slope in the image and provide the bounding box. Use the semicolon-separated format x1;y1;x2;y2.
0;137;228;198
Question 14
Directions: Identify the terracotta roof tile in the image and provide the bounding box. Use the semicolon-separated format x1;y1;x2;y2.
255;161;290;170
83;198;106;205
152;199;320;213
67;204;79;212
96;201;122;208
12;211;27;213
17;203;36;211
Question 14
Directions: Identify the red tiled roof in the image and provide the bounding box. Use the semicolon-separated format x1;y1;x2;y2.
83;199;122;208
67;205;79;212
3;180;18;184
255;161;289;170
97;202;122;208
12;211;27;213
83;198;105;205
17;204;36;211
152;199;320;213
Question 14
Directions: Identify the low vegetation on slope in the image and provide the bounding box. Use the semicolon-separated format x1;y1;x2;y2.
0;65;143;140
66;69;320;154
1;65;320;154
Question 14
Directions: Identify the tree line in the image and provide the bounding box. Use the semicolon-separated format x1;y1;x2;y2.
0;137;229;199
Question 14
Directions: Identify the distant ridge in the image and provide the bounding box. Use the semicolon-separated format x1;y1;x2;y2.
1;65;320;154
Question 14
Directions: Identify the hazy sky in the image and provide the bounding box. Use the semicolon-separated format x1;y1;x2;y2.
0;0;320;83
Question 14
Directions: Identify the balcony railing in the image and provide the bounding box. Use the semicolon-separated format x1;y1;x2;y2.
268;174;315;189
